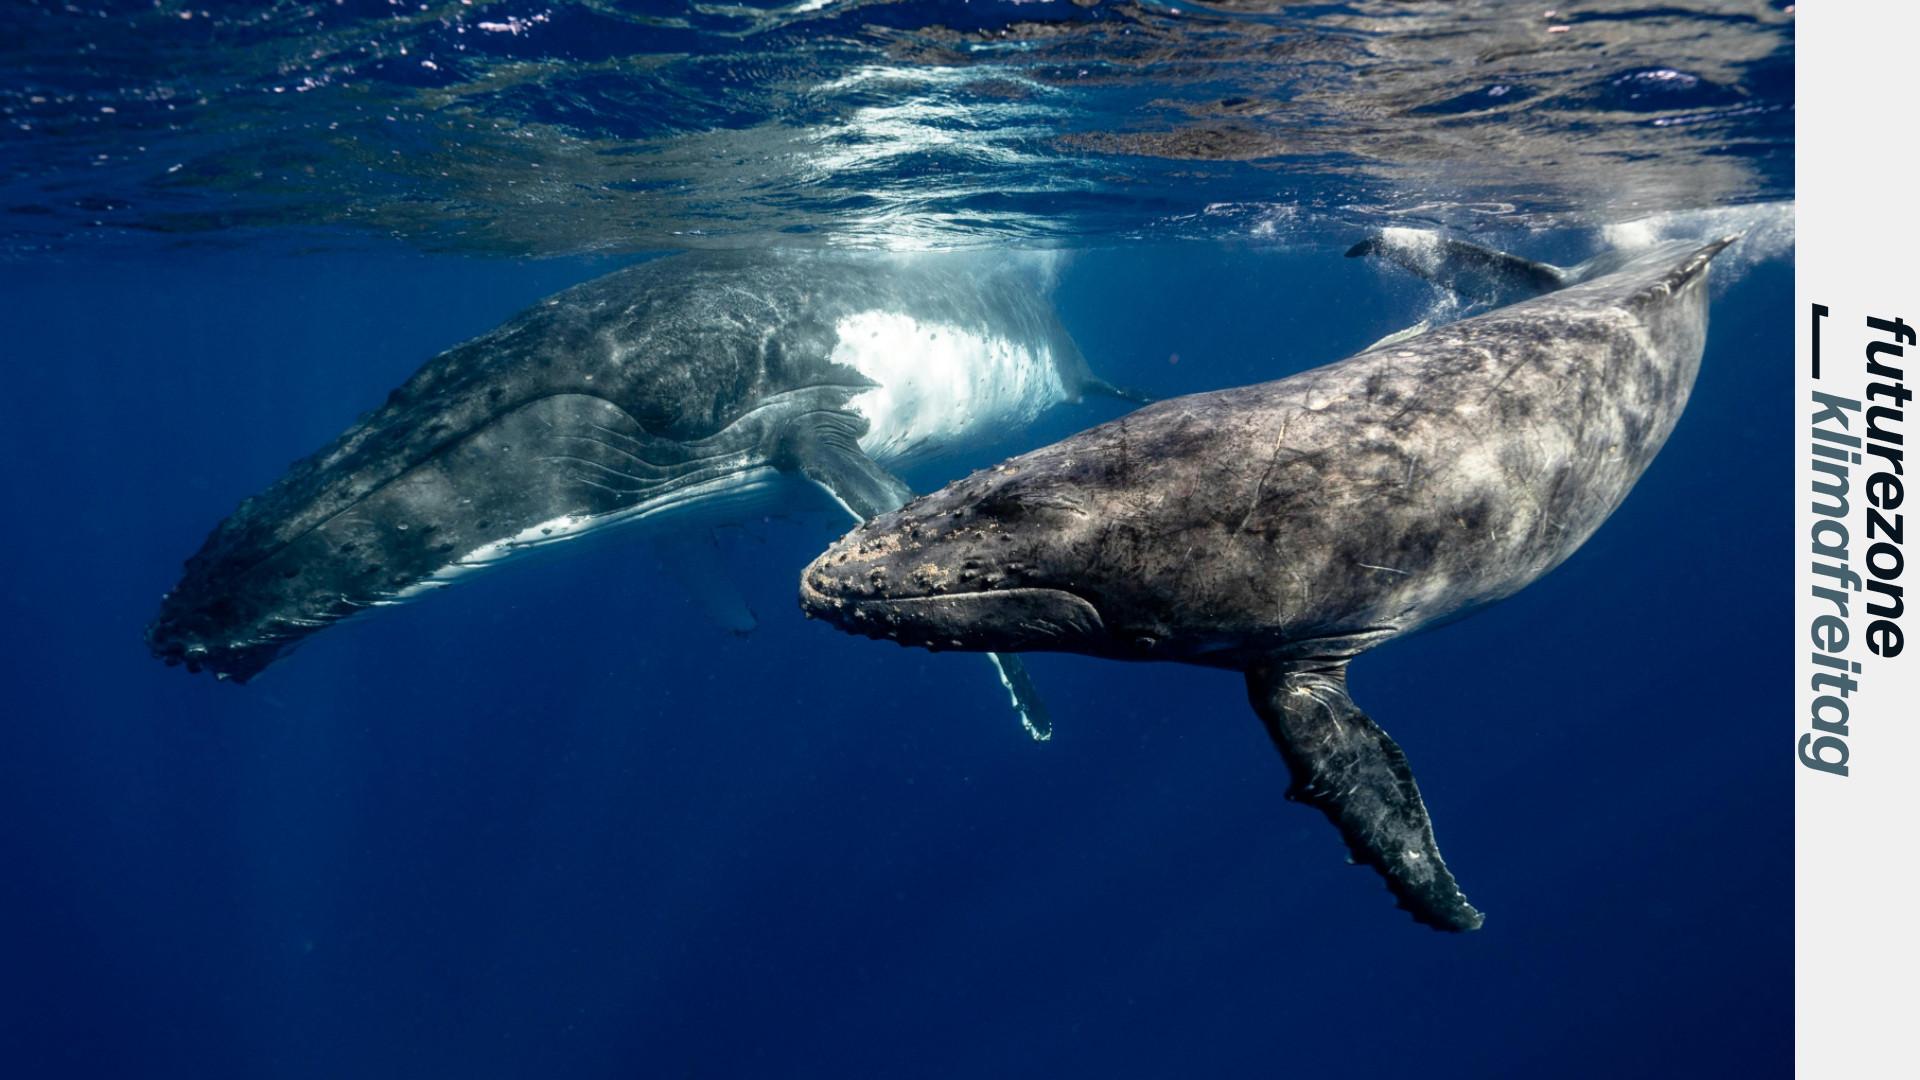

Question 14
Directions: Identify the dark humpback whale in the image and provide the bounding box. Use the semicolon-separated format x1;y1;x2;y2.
800;235;1737;930
147;248;1141;738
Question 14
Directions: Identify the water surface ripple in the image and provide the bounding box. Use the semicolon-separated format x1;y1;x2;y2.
0;0;1794;254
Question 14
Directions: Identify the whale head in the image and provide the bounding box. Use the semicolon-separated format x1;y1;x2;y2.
800;440;1211;663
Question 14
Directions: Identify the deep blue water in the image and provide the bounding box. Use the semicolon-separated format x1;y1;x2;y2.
0;238;1789;1077
3;0;1794;1074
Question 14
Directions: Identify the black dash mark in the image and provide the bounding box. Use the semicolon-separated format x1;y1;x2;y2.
1812;303;1829;379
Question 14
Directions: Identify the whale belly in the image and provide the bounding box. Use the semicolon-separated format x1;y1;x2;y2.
830;309;1068;466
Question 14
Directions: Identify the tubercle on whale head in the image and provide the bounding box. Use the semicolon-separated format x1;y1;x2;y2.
799;462;1127;656
146;586;289;682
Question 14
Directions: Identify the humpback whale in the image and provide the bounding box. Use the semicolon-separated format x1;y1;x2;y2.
147;248;1141;738
800;235;1736;929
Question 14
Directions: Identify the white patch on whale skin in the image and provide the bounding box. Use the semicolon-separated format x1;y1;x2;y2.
832;310;1068;465
386;466;784;603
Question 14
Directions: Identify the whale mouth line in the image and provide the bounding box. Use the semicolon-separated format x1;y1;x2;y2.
801;579;1107;650
805;583;1085;608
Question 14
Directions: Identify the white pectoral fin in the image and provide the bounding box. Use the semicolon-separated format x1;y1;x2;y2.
986;652;1053;742
651;532;758;636
1079;373;1154;407
785;412;915;520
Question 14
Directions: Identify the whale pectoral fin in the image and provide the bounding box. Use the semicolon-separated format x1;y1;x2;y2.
1346;233;1569;302
651;532;757;637
780;412;915;521
1246;663;1484;932
1080;374;1154;407
783;412;1055;742
985;652;1053;742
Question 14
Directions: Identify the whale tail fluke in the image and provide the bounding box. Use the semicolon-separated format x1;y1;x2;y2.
1347;230;1570;303
1247;662;1485;932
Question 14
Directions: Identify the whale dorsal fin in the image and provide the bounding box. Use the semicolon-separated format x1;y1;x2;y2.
1246;662;1483;931
783;408;1055;741
1347;231;1570;303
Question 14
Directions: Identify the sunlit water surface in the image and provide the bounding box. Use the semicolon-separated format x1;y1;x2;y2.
0;3;1792;1078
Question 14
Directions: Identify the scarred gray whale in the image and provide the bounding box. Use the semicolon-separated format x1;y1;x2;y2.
147;249;1142;737
800;235;1737;930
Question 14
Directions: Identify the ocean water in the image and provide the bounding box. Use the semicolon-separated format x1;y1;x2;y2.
1;3;1792;1078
